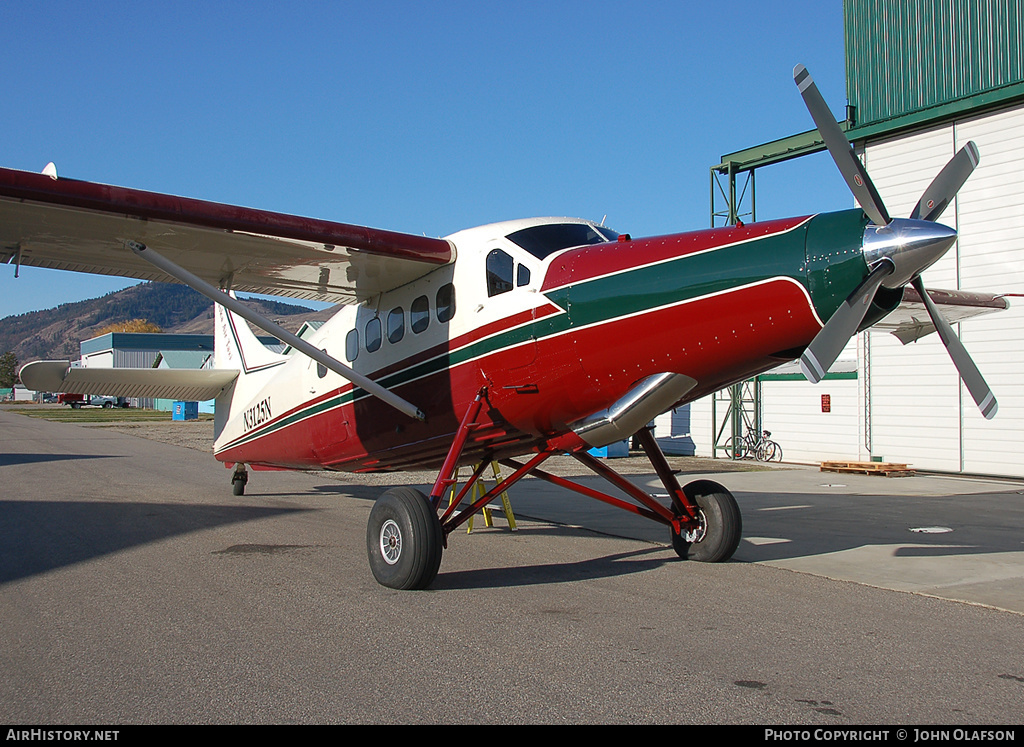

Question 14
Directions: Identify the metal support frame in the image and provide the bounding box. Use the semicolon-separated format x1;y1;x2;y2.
712;377;761;459
710;161;756;228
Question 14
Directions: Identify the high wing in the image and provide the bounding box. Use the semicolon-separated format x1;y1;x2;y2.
876;287;1009;345
0;166;454;304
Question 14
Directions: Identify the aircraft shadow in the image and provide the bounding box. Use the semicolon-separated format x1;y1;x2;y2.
0;500;312;585
262;476;1024;574
435;544;676;590
733;489;1024;563
0;453;123;466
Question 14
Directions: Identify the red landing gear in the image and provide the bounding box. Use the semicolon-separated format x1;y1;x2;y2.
364;393;742;589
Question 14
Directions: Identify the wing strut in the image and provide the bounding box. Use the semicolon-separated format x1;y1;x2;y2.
128;240;426;422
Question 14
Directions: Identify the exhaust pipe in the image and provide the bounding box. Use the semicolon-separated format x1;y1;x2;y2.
570;373;697;448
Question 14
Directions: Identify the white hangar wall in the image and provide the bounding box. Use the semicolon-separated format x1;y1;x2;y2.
665;102;1024;476
861;102;1024;476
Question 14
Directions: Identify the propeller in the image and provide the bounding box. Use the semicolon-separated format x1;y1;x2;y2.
793;64;997;419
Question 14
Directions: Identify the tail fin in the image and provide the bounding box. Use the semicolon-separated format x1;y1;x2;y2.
214;295;289;374
213;296;289;444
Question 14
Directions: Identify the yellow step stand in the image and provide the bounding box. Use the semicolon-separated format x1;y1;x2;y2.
447;461;517;533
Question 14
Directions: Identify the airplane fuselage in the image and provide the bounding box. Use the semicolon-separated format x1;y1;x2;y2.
212;208;875;473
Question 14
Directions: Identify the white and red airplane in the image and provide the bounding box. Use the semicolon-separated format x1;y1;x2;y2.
4;66;1005;589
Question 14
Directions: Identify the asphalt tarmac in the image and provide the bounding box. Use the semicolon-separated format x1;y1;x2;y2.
2;407;1023;724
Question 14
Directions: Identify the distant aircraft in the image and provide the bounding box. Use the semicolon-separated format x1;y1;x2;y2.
5;65;1004;589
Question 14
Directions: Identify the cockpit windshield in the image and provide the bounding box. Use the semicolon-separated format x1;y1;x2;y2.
505;223;618;260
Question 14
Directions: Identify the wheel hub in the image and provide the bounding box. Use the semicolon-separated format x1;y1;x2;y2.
682;509;707;544
379;519;402;565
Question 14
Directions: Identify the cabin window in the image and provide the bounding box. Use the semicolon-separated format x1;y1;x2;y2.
411;295;429;334
345;329;359;362
517;264;531;287
486;249;514;297
436;283;456;322
365;317;382;352
387;307;405;344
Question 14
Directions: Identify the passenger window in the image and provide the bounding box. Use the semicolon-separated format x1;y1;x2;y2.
517;264;531;287
365;317;382;352
486;249;514;297
436;283;456;322
411;295;429;334
387;307;405;344
345;329;359;362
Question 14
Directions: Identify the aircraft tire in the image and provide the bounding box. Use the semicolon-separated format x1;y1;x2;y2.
367;487;443;590
232;479;245;496
671;480;742;563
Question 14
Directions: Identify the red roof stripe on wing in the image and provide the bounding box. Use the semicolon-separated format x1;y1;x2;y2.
0;167;453;264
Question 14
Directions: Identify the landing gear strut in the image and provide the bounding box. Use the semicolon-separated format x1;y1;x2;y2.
364;392;743;589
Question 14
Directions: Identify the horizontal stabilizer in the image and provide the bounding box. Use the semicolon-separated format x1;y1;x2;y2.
875;287;1009;345
21;361;238;401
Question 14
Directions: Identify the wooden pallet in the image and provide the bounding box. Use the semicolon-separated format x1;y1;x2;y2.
820;460;915;477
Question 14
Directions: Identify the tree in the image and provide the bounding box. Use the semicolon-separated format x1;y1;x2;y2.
94;319;162;335
0;351;18;389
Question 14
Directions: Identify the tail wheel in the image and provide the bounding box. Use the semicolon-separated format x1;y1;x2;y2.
367;487;443;590
671;480;742;563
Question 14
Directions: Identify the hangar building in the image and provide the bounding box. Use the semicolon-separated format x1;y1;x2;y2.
672;0;1024;477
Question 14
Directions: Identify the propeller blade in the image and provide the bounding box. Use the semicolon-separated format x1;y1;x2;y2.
794;64;891;226
910;141;980;222
800;260;895;383
910;276;997;419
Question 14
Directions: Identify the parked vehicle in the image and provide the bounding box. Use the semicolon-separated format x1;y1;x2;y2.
56;393;127;408
57;393;86;409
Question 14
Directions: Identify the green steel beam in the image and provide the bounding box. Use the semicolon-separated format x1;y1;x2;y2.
716;81;1024;176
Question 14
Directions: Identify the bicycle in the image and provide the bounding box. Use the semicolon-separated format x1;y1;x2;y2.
723;429;783;462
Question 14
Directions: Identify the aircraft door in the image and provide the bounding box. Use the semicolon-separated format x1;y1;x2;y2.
478;246;539;374
301;345;350;460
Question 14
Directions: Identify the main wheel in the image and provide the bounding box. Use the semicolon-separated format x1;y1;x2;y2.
671;480;742;562
367;487;443;590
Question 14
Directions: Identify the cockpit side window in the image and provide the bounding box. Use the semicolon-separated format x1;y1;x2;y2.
486;249;514;297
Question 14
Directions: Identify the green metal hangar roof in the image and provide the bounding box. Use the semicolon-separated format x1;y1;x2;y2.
716;0;1024;174
704;0;1024;477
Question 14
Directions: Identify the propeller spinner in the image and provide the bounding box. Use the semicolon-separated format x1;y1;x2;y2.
793;64;997;419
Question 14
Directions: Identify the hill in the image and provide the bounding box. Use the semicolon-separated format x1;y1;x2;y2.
0;281;337;364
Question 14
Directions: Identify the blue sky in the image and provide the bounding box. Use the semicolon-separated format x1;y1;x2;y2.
0;1;850;319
